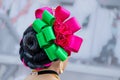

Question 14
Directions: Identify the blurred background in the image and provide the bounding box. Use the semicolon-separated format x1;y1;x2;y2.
0;0;120;80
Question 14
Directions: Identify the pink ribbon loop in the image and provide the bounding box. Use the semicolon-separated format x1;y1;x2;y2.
55;6;70;22
35;7;53;19
67;35;83;52
64;17;81;33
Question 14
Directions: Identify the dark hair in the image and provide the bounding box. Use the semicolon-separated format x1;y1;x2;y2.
19;27;51;69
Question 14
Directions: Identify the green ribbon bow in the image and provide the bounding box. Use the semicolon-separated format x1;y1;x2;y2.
32;10;68;61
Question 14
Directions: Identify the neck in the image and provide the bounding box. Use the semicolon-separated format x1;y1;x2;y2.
32;68;59;75
32;69;60;80
47;67;60;74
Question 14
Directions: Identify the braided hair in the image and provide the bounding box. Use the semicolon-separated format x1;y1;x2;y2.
19;27;52;69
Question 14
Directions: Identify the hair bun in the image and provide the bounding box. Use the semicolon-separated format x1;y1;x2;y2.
23;31;39;53
19;27;51;69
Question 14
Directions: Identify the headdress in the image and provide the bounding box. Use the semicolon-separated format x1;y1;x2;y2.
19;6;83;69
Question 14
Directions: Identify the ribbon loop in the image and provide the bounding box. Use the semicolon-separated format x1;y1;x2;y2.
55;6;70;22
36;27;55;48
36;32;48;48
45;44;68;61
33;19;47;33
67;35;83;52
64;17;81;33
42;10;55;26
45;44;58;61
56;47;68;61
42;26;56;42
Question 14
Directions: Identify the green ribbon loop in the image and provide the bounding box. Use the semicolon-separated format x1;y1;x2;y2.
32;10;68;61
45;44;58;61
45;44;68;61
56;47;68;61
42;26;56;42
33;19;47;33
36;26;56;48
42;10;55;26
36;32;48;48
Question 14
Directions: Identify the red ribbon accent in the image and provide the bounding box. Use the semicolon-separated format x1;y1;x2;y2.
35;6;83;56
54;6;83;55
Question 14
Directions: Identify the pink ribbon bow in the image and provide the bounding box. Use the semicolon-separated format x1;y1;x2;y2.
35;6;83;56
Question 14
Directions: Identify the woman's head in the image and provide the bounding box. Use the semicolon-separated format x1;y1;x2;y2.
19;6;83;73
